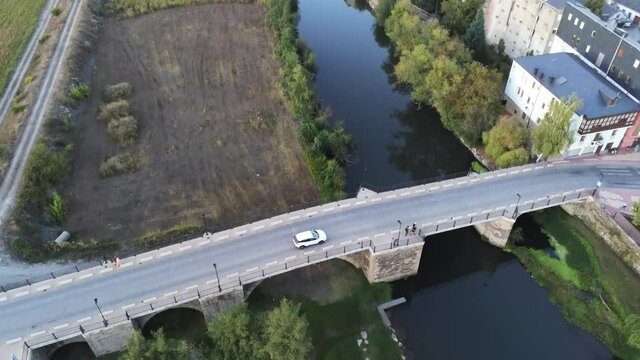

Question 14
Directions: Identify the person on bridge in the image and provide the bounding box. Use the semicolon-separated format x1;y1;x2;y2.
411;223;417;235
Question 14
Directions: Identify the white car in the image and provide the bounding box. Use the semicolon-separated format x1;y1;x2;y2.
292;229;327;249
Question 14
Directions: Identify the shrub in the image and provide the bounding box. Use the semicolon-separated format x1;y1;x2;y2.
496;148;529;168
17;143;70;213
98;100;130;121
48;192;67;224
376;0;395;24
11;102;27;114
68;83;90;101
39;34;50;44
107;116;138;145
103;82;133;102
23;75;34;85
471;161;488;173
482;116;527;160
99;152;138;178
51;6;62;16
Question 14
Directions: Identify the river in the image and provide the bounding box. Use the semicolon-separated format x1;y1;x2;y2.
297;0;613;358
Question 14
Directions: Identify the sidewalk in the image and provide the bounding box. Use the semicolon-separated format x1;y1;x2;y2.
552;150;640;164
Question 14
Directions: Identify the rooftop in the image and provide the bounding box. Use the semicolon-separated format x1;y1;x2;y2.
614;0;640;12
568;2;640;50
514;53;639;118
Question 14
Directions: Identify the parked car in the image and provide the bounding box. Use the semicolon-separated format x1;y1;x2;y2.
292;229;327;249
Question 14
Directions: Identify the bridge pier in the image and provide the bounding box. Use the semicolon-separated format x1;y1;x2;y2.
83;320;136;357
198;287;244;323
474;217;516;248
342;241;425;283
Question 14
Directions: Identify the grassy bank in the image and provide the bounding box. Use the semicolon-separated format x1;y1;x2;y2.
509;208;640;359
0;0;48;96
111;0;250;16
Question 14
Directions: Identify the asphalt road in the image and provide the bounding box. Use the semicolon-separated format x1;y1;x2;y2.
1;161;639;349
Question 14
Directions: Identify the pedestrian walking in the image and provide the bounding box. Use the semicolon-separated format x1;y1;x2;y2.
115;257;121;268
411;223;417;235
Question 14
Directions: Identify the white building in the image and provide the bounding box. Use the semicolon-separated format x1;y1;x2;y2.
505;52;639;156
609;0;640;24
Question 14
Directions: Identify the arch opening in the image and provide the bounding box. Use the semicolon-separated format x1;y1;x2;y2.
140;307;207;341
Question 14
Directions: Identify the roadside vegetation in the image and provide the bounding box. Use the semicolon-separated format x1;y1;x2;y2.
0;0;48;95
482;116;529;168
100;152;139;178
99;82;139;146
111;0;250;17
262;0;352;201
509;208;640;359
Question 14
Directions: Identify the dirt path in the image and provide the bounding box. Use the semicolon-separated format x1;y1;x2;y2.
65;3;318;243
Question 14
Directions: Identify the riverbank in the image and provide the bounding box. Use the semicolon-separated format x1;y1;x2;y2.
509;207;640;359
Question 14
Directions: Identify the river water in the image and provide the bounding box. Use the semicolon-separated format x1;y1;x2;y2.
297;0;612;358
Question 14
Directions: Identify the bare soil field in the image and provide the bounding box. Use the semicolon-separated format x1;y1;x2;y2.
64;3;318;243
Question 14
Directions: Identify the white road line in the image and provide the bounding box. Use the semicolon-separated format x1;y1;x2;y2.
550;193;561;198
265;261;278;267
186;284;200;290
340;241;352;246
453;216;463;220
0;297;6;302
102;310;113;315
225;273;238;279
53;323;69;330
356;201;367;205
341;203;352;208
358;236;368;241
79;273;94;280
122;304;135;310
422;223;431;227
322;245;334;251
143;297;157;303
371;198;382;202
307;211;318;216
401;192;411;196
498;173;507;177
470;178;479;182
59;279;72;285
467;212;478;217
509;170;519;175
443;183;453;188
235;230;247;236
284;256;297;261
374;232;386;237
485;175;494;179
536;197;547;201
303;250;316;255
245;267;259;273
100;268;113;274
323;207;335;212
386;195;396;199
563;191;573;195
216;235;229;241
494;206;506;211
159;251;172;257
253;225;265;231
547;163;554;167
436;219;449;224
76;317;92;323
10;288;32;300
164;291;178;297
139;256;153;262
522;168;532;172
535;166;543;170
271;220;283;226
206;279;218;284
121;262;133;268
415;189;426;193
457;181;467;185
6;337;22;345
576;188;587;192
289;215;300;220
30;331;45;337
198;240;211;246
179;245;192;251
482;209;492;213
37;285;50;291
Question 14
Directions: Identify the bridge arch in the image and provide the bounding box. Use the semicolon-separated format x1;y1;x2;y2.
134;300;207;339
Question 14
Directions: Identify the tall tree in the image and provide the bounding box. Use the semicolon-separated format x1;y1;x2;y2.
385;0;425;52
207;303;262;360
375;0;395;24
119;329;188;360
440;0;484;35
262;299;312;360
584;0;605;16
532;94;583;158
463;7;486;59
483;116;527;160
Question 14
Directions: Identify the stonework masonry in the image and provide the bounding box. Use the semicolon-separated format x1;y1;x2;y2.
83;321;136;357
473;217;516;248
342;241;425;283
198;287;244;323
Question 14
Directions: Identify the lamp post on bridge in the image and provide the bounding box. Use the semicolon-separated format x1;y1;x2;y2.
213;263;222;292
593;172;604;196
514;193;521;219
94;298;108;327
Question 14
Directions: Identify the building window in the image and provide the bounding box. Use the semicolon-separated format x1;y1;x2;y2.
580;21;585;29
591;30;596;37
634;59;640;68
618;48;625;57
568;13;573;20
574;18;579;26
586;45;591;53
580;135;586;142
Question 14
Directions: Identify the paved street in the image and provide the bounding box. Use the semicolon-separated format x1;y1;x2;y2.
1;160;640;353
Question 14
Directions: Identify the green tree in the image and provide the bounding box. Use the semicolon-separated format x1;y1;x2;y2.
482;116;527;160
440;0;484;35
625;314;640;349
632;201;640;227
497;38;506;56
120;329;188;360
385;0;425;52
496;148;530;167
263;299;312;360
584;0;605;16
207;303;261;360
463;7;486;58
48;192;67;224
376;0;395;24
532;94;582;158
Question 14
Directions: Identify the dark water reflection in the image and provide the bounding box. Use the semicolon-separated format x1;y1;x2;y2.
297;0;612;358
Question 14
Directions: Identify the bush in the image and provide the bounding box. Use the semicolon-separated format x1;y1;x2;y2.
107;116;138;145
471;161;488;173
103;82;133;102
48;192;67;224
375;0;395;24
496;148;529;168
483;116;527;160
51;6;62;16
98;100;130;121
11;102;27;114
17;143;70;213
68;83;90;101
38;34;50;44
99;152;138;178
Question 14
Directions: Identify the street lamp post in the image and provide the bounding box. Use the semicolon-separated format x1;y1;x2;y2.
94;298;108;327
593;172;604;196
213;263;222;292
514;193;521;218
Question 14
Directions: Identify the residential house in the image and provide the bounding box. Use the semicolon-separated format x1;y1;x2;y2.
505;52;639;156
608;0;640;24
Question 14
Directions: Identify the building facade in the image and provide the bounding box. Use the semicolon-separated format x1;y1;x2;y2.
505;53;639;156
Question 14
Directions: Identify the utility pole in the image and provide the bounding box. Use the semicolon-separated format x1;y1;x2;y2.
514;193;521;218
213;263;222;292
94;298;108;327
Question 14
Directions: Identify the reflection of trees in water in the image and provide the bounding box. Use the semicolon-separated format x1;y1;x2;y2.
386;103;474;181
344;0;369;11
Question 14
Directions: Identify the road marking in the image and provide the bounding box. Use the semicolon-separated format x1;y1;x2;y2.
265;261;278;267
415;188;426;193
6;337;22;345
498;173;507;177
307;211;318;216
216;235;229;241
245;267;259;273
0;297;6;302
535;166;543;170
322;245;334;251
386;195;396;199
122;304;135;310
225;273;238;279
102;310;113;315
356;200;367;205
198;240;211;246
323;207;335;212
13;291;28;298
536;197;547;201
59;279;72;285
467;212;477;217
436;219;449;224
289;215;300;220
271;220;283;226
37;285;50;291
547;163;554;167
422;223;431;227
79;273;94;280
179;245;192;251
481;209;492;213
485;175;493;179
284;256;297;261
121;262;133;268
509;170;519;175
30;331;45;337
143;297;157;303
576;188;586;192
443;183;453;188
77;317;92;323
164;291;178;297
457;181;467;185
374;232;386;237
563;191;573;195
550;193;561;198
522;168;532;172
371;198;382;202
53;323;69;330
159;250;172;257
303;250;316;255
470;178;479;182
495;206;506;211
340;240;352;246
100;268;113;274
358;236;368;241
206;279;218;284
341;203;352;208
235;230;247;236
139;256;153;262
